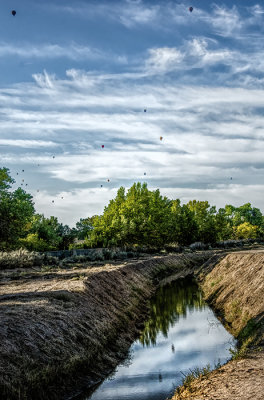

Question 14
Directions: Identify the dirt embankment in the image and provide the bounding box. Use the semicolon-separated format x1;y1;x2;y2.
172;250;264;400
0;252;212;400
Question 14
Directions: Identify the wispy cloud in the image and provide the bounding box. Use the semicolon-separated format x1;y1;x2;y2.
0;42;110;61
0;139;58;148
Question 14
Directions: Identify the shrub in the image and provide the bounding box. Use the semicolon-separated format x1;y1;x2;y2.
189;242;208;251
0;249;44;269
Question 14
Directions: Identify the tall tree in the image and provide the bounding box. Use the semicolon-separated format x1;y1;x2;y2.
0;168;35;250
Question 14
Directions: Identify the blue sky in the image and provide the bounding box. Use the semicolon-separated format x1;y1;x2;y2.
0;0;263;226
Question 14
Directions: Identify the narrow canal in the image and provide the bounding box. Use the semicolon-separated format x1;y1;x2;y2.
86;277;235;400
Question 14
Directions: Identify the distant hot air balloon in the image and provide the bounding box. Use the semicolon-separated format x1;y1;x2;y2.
52;155;55;159
189;6;193;12
37;190;39;192
160;136;163;141
101;145;104;148
100;184;103;187
22;179;24;182
52;200;54;203
61;197;64;199
16;172;19;175
144;109;147;112
107;179;110;182
11;10;16;16
22;169;24;172
144;172;146;176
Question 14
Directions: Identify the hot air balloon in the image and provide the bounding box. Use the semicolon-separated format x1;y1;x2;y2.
100;184;103;187
189;6;193;12
11;10;16;16
160;136;163;141
22;169;24;172
144;172;146;176
101;145;104;148
52;200;54;203
107;179;110;182
144;109;147;112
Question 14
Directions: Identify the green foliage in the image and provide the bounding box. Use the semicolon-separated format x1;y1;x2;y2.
75;216;97;240
1;168;264;251
22;214;77;251
89;183;172;248
0;168;35;250
234;222;258;239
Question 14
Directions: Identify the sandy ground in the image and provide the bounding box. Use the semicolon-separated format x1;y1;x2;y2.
171;351;264;400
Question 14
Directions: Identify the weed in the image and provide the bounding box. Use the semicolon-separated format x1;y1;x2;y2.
179;364;211;391
229;337;253;359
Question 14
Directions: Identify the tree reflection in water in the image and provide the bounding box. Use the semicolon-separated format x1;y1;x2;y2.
139;277;206;347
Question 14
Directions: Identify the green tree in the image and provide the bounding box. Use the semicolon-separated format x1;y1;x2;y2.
89;183;172;248
75;216;97;240
170;200;198;245
187;200;217;243
0;168;35;250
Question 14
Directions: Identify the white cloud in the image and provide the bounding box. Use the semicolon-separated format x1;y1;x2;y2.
0;139;58;148
145;47;184;74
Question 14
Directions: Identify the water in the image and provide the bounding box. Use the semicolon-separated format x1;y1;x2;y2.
86;277;235;400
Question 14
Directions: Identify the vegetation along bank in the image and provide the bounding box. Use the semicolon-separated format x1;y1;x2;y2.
0;249;263;400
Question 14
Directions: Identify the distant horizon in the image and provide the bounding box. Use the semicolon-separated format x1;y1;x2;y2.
1;1;263;226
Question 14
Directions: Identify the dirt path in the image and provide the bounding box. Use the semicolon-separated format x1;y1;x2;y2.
172;351;264;400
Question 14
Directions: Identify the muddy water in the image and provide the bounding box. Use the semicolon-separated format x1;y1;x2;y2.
86;277;235;400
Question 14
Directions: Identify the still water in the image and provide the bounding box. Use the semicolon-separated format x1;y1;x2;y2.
87;277;235;400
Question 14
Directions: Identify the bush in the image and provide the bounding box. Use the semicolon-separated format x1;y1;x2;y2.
0;249;45;269
189;242;208;251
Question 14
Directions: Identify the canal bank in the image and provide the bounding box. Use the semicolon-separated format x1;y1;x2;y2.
171;250;264;400
0;250;263;399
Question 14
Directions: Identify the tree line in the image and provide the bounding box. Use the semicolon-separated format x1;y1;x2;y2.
0;168;263;251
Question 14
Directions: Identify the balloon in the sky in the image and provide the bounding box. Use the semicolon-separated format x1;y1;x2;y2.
189;7;193;12
52;200;54;203
144;109;147;112
52;156;55;159
37;190;39;192
100;184;103;187
107;179;110;182
160;136;163;141
22;169;24;172
144;172;146;176
101;145;104;148
11;10;16;16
